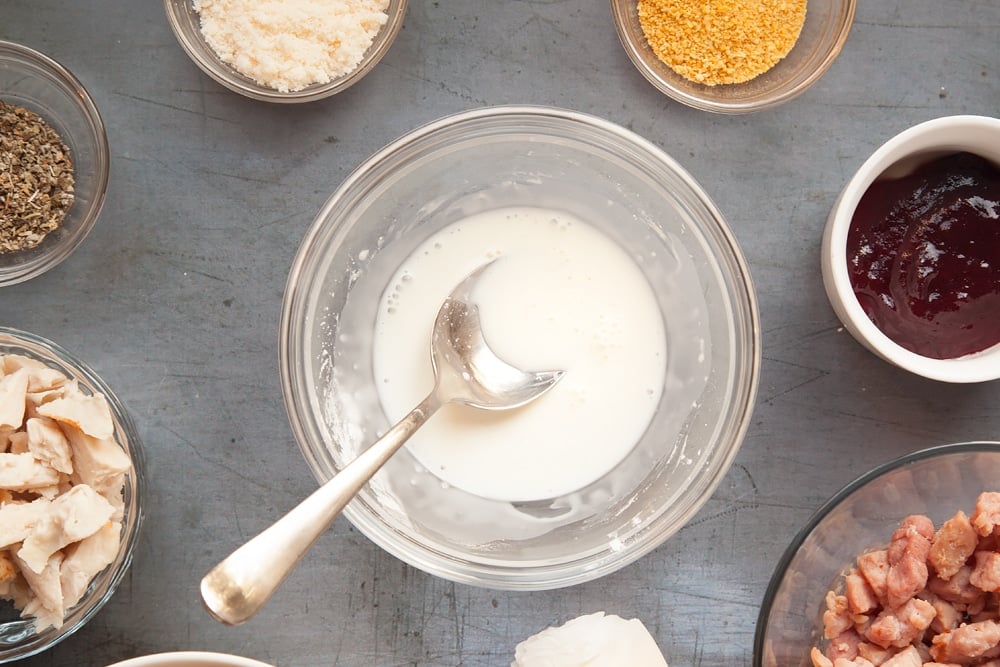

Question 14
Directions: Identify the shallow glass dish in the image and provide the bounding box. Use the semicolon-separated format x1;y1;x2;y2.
610;0;855;113
0;41;110;286
0;327;144;663
163;0;408;103
281;105;760;590
754;442;1000;667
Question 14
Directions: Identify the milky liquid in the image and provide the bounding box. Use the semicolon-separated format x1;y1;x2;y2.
371;207;668;503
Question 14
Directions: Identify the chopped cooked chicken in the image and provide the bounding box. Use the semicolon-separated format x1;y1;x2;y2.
1;355;66;393
12;550;64;626
0;549;16;582
60;520;120;609
26;416;73;474
63;428;131;490
0;353;131;631
17;484;115;574
0;453;61;491
0;497;52;548
0;369;29;430
37;390;114;440
7;431;28;454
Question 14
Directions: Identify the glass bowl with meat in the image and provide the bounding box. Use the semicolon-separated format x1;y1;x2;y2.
0;327;144;662
755;442;1000;667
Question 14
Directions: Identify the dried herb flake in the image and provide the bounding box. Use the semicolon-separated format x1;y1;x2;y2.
0;100;75;253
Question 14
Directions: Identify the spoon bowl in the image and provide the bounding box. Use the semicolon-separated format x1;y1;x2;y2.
200;262;563;626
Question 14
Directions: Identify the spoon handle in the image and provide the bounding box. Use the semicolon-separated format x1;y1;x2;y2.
200;394;441;626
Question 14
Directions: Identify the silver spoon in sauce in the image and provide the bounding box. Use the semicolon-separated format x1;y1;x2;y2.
200;261;565;625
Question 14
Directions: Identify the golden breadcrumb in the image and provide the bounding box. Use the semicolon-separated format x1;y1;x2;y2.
638;0;807;86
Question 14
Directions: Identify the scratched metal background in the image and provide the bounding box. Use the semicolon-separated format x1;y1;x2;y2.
2;1;999;665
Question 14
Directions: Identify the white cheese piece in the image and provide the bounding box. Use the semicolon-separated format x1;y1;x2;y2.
61;520;120;609
17;484;115;574
37;390;114;440
0;497;52;548
0;452;61;491
512;612;669;667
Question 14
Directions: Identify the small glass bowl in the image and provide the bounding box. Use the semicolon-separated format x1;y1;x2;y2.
163;0;408;103
610;0;855;113
0;41;110;286
0;327;144;663
821;115;1000;383
281;105;760;590
754;442;1000;667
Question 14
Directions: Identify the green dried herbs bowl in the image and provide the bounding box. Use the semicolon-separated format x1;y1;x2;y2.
0;40;110;287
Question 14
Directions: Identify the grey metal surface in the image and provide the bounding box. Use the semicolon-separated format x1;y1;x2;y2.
1;1;998;665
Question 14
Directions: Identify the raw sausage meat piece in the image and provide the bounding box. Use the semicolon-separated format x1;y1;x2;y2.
971;552;1000;594
859;549;891;603
887;515;935;609
972;494;1000;538
930;620;1000;663
932;512;979;580
866;597;936;649
847;569;881;615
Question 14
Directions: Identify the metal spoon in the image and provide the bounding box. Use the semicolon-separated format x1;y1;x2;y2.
200;261;565;625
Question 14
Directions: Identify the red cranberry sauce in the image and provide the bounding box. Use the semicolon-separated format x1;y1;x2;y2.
847;152;1000;359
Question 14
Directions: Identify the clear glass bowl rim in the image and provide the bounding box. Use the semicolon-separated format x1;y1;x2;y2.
280;104;761;589
752;440;1000;666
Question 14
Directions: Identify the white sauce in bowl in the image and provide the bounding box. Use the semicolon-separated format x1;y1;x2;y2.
372;207;667;502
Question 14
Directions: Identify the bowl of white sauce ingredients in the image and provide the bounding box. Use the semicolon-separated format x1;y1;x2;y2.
164;0;407;102
755;442;1000;667
822;115;1000;383
281;105;760;590
0;41;110;286
0;327;143;662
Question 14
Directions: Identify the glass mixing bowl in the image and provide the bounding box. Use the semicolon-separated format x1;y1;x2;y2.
0;327;144;662
281;105;760;589
754;442;1000;667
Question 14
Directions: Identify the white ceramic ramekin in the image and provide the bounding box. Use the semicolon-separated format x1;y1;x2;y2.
821;114;1000;383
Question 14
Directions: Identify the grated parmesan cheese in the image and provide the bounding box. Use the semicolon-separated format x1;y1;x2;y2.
193;0;390;93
